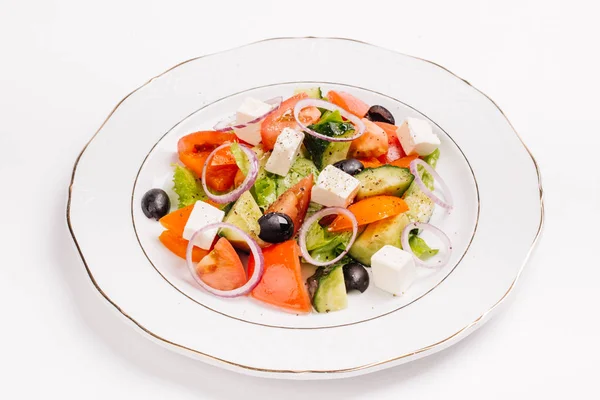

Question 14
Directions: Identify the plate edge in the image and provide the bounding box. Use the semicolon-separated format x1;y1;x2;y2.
65;36;545;377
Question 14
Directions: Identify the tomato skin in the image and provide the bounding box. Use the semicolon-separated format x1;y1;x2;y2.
177;131;239;191
349;118;389;159
260;93;320;151
248;240;311;313
265;175;314;235
196;237;246;291
374;121;405;163
159;230;208;262
328;195;409;232
327;91;370;118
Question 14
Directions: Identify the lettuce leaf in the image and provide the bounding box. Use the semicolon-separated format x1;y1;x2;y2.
305;221;352;263
276;157;319;197
409;234;439;260
230;143;249;175
252;168;278;209
172;164;207;208
307;110;354;138
421;148;440;191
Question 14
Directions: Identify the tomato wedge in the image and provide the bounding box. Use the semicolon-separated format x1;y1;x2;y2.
374;121;405;163
327;90;370;118
196;237;246;291
328;195;409;232
159;230;208;262
266;175;314;235
260;93;320;151
248;240;311;313
391;154;419;168
177;131;239;191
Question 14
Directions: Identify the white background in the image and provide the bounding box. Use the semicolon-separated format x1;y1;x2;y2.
1;0;599;398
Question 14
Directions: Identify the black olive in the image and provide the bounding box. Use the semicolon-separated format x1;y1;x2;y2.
258;212;294;243
343;262;370;293
365;105;395;125
141;189;171;220
332;159;364;176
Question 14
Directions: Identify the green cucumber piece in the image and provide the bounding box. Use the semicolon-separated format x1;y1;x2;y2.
307;265;348;313
220;191;265;251
354;165;414;201
348;213;411;266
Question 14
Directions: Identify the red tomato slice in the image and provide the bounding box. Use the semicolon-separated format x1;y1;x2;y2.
327;91;370;118
374;121;405;163
204;146;239;192
177;131;239;191
265;175;314;235
247;240;311;313
196;237;246;291
260;93;320;151
159;230;208;262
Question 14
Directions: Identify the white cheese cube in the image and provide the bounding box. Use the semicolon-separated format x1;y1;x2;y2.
182;201;225;250
234;97;274;145
371;245;417;295
264;128;304;176
396;117;440;156
311;165;361;208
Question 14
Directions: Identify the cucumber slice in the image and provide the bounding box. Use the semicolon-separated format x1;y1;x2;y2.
404;184;435;223
304;136;351;170
348;213;410;266
308;265;348;313
220;191;266;251
354;165;414;201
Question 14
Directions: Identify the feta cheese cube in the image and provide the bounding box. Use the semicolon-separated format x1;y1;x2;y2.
371;245;417;295
234;97;274;145
264;128;304;176
182;201;225;250
311;165;361;208
396;117;440;156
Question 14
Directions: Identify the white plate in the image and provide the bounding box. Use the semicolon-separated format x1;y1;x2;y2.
67;37;543;379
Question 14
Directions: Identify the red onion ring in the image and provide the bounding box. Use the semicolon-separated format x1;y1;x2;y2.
410;158;454;211
186;222;264;298
213;97;282;132
201;143;258;204
401;222;453;268
299;207;359;266
293;99;366;142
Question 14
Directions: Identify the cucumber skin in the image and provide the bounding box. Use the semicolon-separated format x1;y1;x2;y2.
354;165;414;201
312;265;348;313
304;135;350;170
348;213;411;266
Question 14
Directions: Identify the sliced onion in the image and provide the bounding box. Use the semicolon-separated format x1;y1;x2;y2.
299;207;359;266
410;158;454;211
186;222;264;298
213;97;282;132
401;222;453;268
201;143;258;204
293;99;366;142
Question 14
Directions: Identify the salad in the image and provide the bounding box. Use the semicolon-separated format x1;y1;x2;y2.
140;88;453;314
